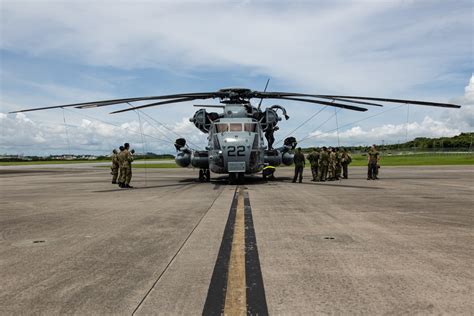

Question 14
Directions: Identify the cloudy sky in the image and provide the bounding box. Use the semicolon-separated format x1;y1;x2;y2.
1;0;472;155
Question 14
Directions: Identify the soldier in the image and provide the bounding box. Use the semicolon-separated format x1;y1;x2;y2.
111;149;120;184
367;144;380;180
317;146;329;181
307;147;320;181
335;147;342;180
327;147;336;181
118;143;135;188
292;147;305;183
341;147;352;179
265;125;279;150
116;146;125;187
262;165;276;181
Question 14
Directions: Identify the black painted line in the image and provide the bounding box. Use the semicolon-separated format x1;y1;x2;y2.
202;188;239;315
244;191;269;316
203;188;269;316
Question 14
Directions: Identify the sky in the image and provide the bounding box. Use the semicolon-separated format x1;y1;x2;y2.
0;0;473;156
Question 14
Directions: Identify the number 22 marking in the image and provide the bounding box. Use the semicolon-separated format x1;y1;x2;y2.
228;146;245;156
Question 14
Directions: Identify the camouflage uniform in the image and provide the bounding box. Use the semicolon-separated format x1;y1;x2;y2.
335;150;342;180
328;150;336;181
119;149;134;186
367;148;380;180
307;149;320;181
111;150;120;184
317;149;329;181
341;150;352;179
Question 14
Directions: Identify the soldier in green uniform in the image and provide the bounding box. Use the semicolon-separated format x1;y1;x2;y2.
341;147;352;179
335;147;342;180
292;147;305;183
307;147;320;181
367;144;380;180
327;147;336;181
317;146;329;181
116;146;124;187
111;149;120;184
117;146;126;188
118;143;135;188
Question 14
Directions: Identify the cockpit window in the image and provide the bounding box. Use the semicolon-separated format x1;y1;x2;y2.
216;123;229;132
229;123;242;132
244;123;257;132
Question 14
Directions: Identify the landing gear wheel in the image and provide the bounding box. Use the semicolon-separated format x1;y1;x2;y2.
228;173;236;185
199;169;210;182
237;172;245;184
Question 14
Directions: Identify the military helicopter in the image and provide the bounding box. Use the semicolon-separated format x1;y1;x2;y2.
10;87;461;183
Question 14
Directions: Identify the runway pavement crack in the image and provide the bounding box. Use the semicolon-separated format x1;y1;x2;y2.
131;188;225;315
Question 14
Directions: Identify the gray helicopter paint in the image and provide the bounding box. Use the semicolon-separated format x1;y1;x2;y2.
209;131;260;174
180;103;294;175
208;117;265;174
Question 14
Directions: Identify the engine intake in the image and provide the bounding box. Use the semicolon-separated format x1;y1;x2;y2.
284;137;297;150
190;109;219;133
174;138;187;151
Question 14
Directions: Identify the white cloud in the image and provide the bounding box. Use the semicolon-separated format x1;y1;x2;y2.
0;1;471;154
0;111;207;155
2;75;472;153
451;74;474;105
445;74;474;130
1;1;471;94
301;75;474;146
304;116;462;146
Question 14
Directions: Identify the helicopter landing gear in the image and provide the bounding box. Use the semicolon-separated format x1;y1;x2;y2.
199;169;211;182
228;172;244;185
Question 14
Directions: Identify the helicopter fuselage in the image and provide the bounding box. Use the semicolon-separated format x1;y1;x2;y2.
208;117;265;174
175;102;296;178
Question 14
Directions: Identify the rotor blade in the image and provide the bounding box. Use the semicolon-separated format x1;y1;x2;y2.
267;96;368;112
319;95;461;108
110;97;199;114
9;103;87;114
319;97;383;107
193;105;226;108
8;92;226;113
75;92;225;109
255;92;385;107
255;91;462;108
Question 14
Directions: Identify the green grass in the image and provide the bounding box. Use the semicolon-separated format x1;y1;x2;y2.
0;158;173;166
133;163;178;168
349;153;474;166
2;153;473;167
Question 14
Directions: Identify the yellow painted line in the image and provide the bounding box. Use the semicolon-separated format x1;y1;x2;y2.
224;187;247;315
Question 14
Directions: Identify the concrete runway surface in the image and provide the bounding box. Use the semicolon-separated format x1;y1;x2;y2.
0;165;472;314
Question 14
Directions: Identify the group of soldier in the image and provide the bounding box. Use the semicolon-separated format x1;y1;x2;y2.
109;142;380;186
292;144;381;183
111;143;135;188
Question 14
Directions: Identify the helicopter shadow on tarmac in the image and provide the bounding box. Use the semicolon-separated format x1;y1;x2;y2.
297;181;385;190
179;175;382;190
93;182;198;193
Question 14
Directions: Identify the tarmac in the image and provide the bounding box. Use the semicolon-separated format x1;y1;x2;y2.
0;165;472;315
